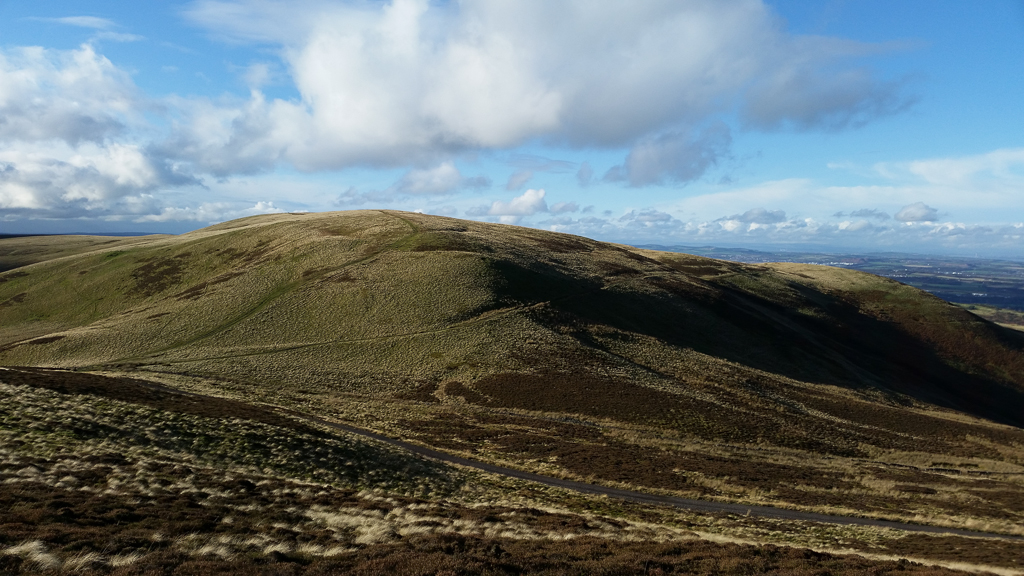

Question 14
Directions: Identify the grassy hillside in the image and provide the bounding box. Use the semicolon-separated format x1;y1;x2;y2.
0;234;164;273
959;303;1024;332
2;210;1024;549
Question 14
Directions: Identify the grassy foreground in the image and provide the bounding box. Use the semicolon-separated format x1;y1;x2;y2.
2;368;1021;575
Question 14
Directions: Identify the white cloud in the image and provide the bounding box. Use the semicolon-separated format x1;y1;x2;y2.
540;208;1024;257
837;219;873;232
45;16;116;30
138;200;283;222
835;208;889;220
243;62;273;87
903;148;1024;186
394;162;465;195
0;45;138;144
0;142;195;215
467;188;548;224
0;45;199;220
894;202;938;222
720;207;787;224
506;170;533;191
174;0;909;174
337;161;491;206
182;0;332;44
31;17;143;42
618;209;677;227
604;123;732;187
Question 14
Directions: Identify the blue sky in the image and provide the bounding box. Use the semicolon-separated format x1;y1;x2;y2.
1;1;1023;257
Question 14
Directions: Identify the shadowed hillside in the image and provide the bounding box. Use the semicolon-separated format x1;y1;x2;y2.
2;210;1024;542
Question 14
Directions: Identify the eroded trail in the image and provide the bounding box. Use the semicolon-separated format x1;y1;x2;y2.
3;366;1021;542
303;417;1024;541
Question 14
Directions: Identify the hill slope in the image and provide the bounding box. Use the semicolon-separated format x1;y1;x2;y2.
2;210;1024;535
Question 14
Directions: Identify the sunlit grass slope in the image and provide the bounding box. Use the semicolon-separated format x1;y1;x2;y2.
2;210;1024;533
0;234;165;273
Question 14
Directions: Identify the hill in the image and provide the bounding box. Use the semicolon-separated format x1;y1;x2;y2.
1;210;1023;572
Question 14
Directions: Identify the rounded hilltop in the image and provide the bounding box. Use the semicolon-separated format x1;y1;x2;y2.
1;209;1021;427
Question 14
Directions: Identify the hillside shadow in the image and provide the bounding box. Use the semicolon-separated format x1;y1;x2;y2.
491;259;1024;429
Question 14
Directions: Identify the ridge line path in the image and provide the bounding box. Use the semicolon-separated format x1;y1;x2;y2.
300;415;1024;541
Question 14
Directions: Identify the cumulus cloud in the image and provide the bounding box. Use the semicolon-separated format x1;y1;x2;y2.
0;1;921;224
138;200;283;222
539;208;1024;257
243;62;273;88
0;45;200;219
604;123;731;187
837;219;874;232
618;209;676;226
394;162;466;195
337;161;490;205
506;170;533;191
894;202;939;222
0;45;138;144
467;188;547;223
0;143;192;212
550;201;579;214
174;0;910;173
833;208;889;220
720;207;787;224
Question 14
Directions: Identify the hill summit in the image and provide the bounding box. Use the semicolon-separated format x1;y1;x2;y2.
2;210;1022;422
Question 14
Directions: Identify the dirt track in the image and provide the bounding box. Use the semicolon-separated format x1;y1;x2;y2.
5;366;1022;542
308;417;1024;541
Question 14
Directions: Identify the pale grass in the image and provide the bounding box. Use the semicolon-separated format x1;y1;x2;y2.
297;542;326;556
64;551;104;571
109;551;146;566
819;547;1024;576
323;546;357;557
195;541;235;557
263;542;292;554
354;523;398;545
2;540;61;569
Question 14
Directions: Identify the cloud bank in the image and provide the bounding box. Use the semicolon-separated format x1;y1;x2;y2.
175;0;909;175
467;189;548;224
0;45;198;218
0;1;931;230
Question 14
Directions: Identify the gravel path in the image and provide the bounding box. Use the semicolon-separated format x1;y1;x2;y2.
312;417;1024;541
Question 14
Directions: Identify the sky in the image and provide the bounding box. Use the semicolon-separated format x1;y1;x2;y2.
1;1;1023;257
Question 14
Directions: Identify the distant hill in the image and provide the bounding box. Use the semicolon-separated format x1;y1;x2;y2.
2;209;1024;559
